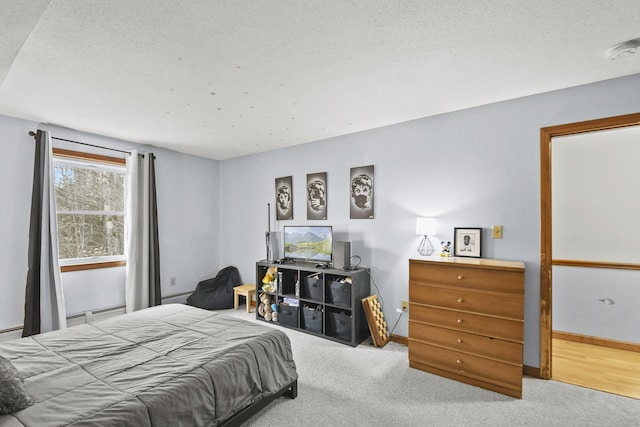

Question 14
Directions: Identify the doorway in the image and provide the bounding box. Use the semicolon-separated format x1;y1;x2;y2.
539;113;640;396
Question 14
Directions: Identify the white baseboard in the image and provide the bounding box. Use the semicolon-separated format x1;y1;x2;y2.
0;329;23;342
1;295;191;341
162;293;189;304
66;307;127;327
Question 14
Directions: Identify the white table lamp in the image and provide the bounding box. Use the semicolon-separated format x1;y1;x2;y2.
416;217;436;256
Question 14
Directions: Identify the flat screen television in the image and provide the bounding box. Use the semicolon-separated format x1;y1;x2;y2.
283;226;332;263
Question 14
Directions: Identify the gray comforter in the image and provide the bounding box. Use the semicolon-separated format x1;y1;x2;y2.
0;304;297;426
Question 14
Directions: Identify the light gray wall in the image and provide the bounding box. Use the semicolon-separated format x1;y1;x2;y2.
0;117;220;328
553;266;640;342
0;115;35;330
218;73;640;368
553;127;640;263
2;74;639;367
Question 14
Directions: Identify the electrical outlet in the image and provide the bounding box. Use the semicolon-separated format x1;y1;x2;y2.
401;300;409;311
170;276;176;286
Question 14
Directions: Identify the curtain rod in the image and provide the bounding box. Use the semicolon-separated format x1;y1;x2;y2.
28;131;138;156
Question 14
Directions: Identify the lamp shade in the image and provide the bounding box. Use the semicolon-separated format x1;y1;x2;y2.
416;217;436;236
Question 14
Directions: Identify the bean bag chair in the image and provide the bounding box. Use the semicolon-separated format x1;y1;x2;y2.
186;266;242;310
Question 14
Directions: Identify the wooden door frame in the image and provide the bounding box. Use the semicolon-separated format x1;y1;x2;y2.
539;112;640;379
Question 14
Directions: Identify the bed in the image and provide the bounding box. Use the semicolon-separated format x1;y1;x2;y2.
0;304;298;426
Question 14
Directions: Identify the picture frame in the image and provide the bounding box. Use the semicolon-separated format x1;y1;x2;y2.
350;165;374;219
453;227;482;258
275;176;293;220
307;172;327;220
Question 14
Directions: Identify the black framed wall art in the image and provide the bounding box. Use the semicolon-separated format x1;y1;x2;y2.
307;172;327;220
350;165;374;219
453;227;482;257
275;176;293;220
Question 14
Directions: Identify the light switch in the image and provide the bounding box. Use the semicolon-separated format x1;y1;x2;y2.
492;225;503;239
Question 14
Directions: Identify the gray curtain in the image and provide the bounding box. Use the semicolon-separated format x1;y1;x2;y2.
125;151;161;312
23;130;66;337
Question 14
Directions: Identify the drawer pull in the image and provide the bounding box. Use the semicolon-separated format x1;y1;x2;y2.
457;319;463;323
457;275;464;280
456;359;462;364
457;298;463;303
457;339;463;343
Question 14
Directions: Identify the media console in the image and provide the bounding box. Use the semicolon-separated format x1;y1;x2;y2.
256;260;371;347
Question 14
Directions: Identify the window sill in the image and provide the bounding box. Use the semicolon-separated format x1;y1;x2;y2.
60;260;126;272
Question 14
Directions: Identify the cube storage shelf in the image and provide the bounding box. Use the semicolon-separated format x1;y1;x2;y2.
256;260;371;347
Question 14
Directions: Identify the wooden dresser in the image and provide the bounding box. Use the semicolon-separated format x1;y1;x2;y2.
408;257;525;398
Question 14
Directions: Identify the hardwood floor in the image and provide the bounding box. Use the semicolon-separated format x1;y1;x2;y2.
552;338;640;399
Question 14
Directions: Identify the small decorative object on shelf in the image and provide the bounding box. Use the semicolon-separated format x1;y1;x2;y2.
440;241;451;257
275;271;282;293
258;293;277;322
261;266;277;292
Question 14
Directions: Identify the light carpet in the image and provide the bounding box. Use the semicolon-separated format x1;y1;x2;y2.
220;308;640;427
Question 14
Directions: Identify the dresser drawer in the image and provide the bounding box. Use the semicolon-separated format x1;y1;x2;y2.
410;284;523;320
409;262;523;294
409;321;522;364
410;304;523;342
409;340;522;387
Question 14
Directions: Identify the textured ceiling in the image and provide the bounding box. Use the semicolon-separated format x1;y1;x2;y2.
1;1;639;160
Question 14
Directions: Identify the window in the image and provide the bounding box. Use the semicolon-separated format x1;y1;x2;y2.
53;148;126;271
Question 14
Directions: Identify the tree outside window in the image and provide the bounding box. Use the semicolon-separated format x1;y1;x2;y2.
53;149;125;269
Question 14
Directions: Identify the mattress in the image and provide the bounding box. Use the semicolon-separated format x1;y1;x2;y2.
0;304;298;426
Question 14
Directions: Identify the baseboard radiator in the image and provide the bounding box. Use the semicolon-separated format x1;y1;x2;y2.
0;291;192;339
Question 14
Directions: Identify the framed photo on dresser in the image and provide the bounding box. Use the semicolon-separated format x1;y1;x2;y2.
453;227;482;258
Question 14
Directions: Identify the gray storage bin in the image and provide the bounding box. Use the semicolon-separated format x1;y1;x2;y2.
278;303;298;327
302;305;323;333
327;311;351;341
328;280;351;307
303;274;323;300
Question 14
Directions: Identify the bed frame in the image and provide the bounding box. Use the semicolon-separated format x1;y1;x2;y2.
220;379;298;426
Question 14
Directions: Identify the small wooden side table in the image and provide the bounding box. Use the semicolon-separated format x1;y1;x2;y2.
234;284;256;313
